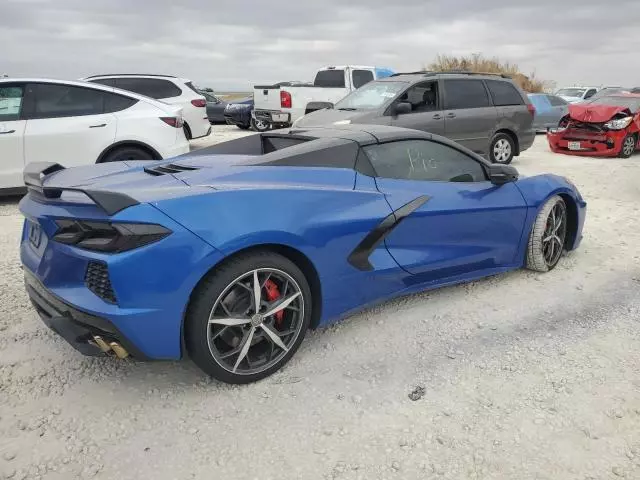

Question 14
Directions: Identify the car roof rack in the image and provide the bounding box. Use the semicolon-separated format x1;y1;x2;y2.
390;70;511;79
84;74;177;79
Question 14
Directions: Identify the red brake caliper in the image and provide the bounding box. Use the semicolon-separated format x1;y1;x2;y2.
264;279;284;325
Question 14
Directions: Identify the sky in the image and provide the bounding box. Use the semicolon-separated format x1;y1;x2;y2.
2;0;638;92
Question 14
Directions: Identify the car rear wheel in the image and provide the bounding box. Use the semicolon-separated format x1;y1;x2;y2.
101;146;154;163
619;134;637;158
185;251;312;384
526;195;567;272
251;118;270;132
489;133;515;164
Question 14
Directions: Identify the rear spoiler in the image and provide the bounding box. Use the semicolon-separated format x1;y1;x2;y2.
23;162;139;216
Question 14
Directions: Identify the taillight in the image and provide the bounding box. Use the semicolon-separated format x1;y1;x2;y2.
191;98;206;107
53;220;172;253
527;104;536;115
280;90;292;109
160;116;184;128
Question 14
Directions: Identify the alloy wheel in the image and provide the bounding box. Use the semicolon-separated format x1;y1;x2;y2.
622;136;636;157
493;138;512;163
207;268;305;375
542;201;567;267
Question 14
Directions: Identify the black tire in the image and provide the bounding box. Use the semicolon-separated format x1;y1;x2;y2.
618;133;637;158
526;195;567;272
101;146;154;163
489;133;516;164
236;123;251;130
251;118;271;132
185;251;312;384
183;124;192;140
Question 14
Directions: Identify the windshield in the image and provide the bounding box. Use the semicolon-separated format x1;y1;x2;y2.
334;81;406;110
556;88;586;98
587;96;640;111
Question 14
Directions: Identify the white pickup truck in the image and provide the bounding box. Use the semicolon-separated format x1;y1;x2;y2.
252;65;395;131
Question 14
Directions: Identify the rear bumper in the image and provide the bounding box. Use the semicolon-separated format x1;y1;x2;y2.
547;129;627;157
25;270;151;359
253;109;291;125
518;129;536;153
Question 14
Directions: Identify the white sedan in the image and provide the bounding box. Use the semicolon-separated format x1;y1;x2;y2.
0;78;190;192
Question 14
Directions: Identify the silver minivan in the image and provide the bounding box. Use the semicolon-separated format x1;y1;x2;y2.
294;72;536;164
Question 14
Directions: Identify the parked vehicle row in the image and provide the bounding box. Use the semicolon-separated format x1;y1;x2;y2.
0;78;190;192
252;66;395;129
527;93;569;132
295;71;536;164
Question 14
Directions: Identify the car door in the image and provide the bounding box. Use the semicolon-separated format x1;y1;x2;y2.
22;83;117;167
363;139;528;281
0;83;27;189
389;80;445;136
546;95;569;127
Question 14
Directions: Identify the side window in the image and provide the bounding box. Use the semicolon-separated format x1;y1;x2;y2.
485;80;525;106
364;140;487;182
584;89;597;99
28;83;105;119
547;95;567;107
114;78;182;99
88;78;117;87
444;79;491;109
352;70;374;89
103;92;138;113
0;85;24;121
528;94;551;110
396;81;439;113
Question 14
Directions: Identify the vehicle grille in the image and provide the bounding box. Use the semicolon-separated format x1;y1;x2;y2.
85;261;117;304
143;163;199;176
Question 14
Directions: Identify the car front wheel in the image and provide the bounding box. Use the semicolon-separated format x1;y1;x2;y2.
526;195;567;272
489;133;515;164
619;134;637;158
185;251;312;384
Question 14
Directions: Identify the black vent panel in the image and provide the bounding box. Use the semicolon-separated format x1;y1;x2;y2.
85;261;117;304
144;163;199;176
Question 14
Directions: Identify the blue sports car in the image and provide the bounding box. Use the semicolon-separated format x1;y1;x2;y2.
19;125;586;384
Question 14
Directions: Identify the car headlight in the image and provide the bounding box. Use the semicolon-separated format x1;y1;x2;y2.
333;119;351;125
604;116;633;130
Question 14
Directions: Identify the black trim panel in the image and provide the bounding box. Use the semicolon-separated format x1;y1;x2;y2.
347;195;430;271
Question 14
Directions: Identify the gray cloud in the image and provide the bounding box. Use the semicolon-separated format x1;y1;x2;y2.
2;0;638;90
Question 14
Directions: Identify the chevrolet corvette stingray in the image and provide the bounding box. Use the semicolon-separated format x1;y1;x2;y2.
19;125;586;383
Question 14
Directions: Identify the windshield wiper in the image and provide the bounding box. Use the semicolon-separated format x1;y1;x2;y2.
337;107;357;111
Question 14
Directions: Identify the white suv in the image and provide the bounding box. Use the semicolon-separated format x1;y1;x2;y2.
0;78;190;192
85;74;211;140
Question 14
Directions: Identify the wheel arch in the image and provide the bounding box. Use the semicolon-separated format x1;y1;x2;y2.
181;243;323;356
557;192;579;250
96;141;162;163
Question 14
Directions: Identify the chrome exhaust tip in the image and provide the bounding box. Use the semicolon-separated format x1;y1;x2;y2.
109;341;129;359
92;335;112;353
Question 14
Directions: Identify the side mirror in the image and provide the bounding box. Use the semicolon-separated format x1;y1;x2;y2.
392;102;412;116
488;164;519;185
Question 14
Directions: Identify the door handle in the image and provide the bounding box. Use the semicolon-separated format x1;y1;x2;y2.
432;114;442;120
89;123;107;128
0;130;16;134
446;112;456;118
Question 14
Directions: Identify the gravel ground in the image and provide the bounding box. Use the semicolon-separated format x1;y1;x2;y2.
1;126;639;480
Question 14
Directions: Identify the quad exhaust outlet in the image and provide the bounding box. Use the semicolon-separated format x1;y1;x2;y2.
91;335;129;359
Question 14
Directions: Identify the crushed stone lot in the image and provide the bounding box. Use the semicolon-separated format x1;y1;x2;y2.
1;126;639;480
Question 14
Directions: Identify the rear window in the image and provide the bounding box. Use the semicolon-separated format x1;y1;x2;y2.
112;78;182;99
443;79;490;109
486;80;524;106
528;94;551;110
547;95;567;107
352;70;374;89
104;92;138;113
314;70;346;88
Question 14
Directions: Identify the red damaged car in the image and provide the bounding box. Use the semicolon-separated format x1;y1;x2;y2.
547;94;640;158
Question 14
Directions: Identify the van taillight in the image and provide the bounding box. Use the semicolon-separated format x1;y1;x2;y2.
160;117;184;128
191;99;206;107
527;104;536;115
280;90;292;109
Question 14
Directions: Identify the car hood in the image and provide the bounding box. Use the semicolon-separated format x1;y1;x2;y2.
559;95;582;103
568;104;632;123
294;108;365;127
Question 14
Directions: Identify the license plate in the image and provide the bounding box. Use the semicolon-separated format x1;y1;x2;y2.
568;141;581;150
271;113;288;122
28;221;42;248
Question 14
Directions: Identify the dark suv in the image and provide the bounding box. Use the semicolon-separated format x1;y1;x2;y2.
294;71;536;164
